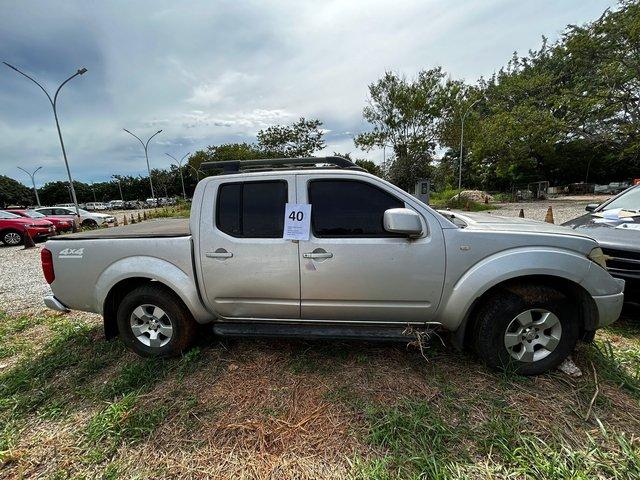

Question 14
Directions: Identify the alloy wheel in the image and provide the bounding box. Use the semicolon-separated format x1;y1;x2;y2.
504;308;562;363
129;304;173;348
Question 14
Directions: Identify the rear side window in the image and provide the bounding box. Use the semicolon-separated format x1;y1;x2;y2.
216;181;287;238
308;179;404;237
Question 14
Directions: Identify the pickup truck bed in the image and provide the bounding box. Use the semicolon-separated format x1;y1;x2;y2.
49;218;190;240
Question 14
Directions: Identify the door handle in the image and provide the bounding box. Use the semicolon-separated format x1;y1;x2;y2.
206;249;233;259
303;251;333;259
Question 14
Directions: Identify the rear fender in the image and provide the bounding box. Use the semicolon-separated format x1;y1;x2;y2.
95;256;212;323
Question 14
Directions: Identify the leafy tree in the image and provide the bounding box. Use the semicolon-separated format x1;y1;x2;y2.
354;159;383;177
354;69;453;191
257;117;326;158
0;175;32;207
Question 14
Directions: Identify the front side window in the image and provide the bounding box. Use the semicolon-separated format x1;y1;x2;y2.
216;181;287;238
308;179;404;237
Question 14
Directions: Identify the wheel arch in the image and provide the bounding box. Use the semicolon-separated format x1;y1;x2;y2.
103;277;202;339
451;274;598;349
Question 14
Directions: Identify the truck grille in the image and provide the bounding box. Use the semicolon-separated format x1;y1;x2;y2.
602;248;640;279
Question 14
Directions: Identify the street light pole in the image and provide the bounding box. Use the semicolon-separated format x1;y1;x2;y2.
4;62;87;217
123;128;162;203
165;152;190;199
112;176;124;201
458;99;480;197
17;166;42;206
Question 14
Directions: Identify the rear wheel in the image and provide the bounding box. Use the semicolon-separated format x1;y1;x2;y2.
1;230;23;246
116;284;197;357
82;219;98;228
472;284;579;375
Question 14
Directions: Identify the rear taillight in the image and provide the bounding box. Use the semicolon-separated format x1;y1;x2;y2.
41;248;55;284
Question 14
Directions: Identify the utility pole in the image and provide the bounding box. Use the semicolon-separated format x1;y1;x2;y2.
4;62;87;217
458;99;480;199
165;152;190;199
17;166;42;206
123;128;162;204
113;176;124;201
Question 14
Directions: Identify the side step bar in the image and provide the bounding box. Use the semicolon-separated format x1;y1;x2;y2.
212;322;430;343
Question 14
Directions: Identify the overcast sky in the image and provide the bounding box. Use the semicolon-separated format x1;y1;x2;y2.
0;0;615;187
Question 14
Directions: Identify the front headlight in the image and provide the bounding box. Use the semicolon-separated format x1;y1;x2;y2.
588;247;610;269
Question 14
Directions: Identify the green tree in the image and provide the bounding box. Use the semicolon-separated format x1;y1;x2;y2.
354;69;453;191
257;117;326;157
0;175;32;208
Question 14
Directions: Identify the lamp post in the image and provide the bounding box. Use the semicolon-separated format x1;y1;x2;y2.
458;99;480;198
123;128;162;204
112;176;124;201
165;152;190;199
4;62;87;217
17;166;42;206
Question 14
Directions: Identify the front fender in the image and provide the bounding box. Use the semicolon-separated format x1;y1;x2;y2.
438;247;608;331
95;256;213;323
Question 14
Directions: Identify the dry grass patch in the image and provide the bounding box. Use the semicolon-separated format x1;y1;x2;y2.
1;310;639;479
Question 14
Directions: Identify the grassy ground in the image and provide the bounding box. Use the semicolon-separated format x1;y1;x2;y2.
1;308;638;479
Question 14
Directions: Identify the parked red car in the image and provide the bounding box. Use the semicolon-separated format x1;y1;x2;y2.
0;210;54;246
6;209;74;233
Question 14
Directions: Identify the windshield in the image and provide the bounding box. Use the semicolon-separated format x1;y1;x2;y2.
25;210;45;218
600;186;640;212
78;208;90;214
0;211;20;219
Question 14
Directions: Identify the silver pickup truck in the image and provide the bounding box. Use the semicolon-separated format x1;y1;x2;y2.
41;157;625;375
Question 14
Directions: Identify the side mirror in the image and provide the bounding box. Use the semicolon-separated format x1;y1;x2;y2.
383;208;423;238
585;203;600;212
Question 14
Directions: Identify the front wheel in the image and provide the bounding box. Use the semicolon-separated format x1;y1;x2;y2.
116;284;197;357
1;230;24;246
472;284;579;375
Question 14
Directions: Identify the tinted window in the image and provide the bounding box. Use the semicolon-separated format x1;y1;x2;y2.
309;180;404;237
216;181;287;238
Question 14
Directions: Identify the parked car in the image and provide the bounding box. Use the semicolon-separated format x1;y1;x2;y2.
563;184;640;304
0;210;54;245
35;206;115;228
5;209;74;233
108;200;125;210
84;202;108;211
124;200;144;210
42;157;624;375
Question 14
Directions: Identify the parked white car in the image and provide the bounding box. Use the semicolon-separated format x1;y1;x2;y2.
108;200;125;209
85;202;108;211
35;206;115;228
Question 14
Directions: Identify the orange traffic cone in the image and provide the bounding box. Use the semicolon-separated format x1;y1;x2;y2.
123;215;128;226
545;206;554;224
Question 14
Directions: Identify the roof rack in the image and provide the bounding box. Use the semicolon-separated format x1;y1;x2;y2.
200;156;366;174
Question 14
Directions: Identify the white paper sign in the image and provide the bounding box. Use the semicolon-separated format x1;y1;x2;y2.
283;203;311;240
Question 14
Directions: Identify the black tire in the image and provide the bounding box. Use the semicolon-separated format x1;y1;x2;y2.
82;219;98;228
471;284;579;375
116;283;197;357
1;229;24;246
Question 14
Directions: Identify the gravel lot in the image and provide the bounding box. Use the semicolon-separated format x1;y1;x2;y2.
485;195;611;225
0;245;52;316
0;196;614;316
